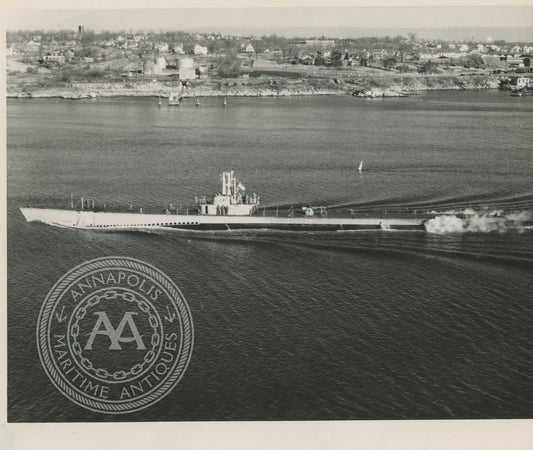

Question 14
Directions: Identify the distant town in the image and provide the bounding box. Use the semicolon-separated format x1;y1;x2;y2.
6;27;533;99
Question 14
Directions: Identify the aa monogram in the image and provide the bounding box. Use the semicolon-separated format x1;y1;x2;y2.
37;257;194;413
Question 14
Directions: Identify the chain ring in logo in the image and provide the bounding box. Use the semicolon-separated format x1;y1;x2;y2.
36;257;194;414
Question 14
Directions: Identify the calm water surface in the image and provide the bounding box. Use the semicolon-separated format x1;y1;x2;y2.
7;91;533;421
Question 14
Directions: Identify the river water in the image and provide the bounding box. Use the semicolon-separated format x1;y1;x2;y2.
7;91;533;421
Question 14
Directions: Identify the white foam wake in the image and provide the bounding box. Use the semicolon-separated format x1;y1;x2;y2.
425;210;531;234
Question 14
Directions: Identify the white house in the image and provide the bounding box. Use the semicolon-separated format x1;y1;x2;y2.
172;44;185;55
241;44;255;53
25;41;40;52
194;44;208;55
43;54;65;65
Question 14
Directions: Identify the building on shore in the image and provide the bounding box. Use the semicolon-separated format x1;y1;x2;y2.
178;58;196;80
510;76;532;89
43;54;65;65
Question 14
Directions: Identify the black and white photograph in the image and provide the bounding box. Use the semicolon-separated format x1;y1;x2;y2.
2;0;533;448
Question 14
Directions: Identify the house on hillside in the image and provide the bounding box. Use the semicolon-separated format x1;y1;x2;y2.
300;54;315;65
241;44;255;53
194;44;208;55
172;44;185;55
25;41;40;53
43;54;65;65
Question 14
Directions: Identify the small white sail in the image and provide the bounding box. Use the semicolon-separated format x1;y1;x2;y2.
358;160;363;172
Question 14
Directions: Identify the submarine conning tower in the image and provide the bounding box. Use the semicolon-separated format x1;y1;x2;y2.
196;171;260;216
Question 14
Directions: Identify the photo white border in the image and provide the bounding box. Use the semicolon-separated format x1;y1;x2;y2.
2;1;533;448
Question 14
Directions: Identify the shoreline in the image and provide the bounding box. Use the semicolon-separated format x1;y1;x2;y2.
6;84;500;100
6;73;503;100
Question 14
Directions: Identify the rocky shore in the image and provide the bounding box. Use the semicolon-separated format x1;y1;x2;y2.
7;80;350;99
7;73;502;100
351;74;500;97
